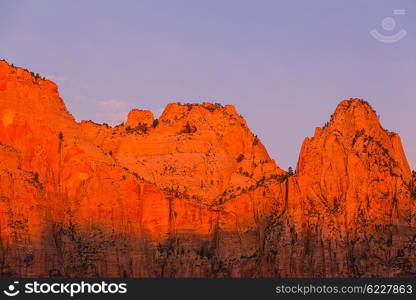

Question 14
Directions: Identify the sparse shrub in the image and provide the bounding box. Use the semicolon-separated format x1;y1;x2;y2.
136;123;147;132
412;171;416;199
179;121;197;134
236;154;244;163
203;104;216;112
152;119;159;128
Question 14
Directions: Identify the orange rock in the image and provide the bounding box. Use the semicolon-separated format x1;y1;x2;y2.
0;60;414;278
125;109;154;128
277;99;415;277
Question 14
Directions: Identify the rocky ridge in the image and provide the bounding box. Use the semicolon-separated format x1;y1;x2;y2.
0;60;415;277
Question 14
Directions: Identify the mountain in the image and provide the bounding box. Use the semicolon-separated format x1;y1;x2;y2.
0;60;415;277
268;99;415;277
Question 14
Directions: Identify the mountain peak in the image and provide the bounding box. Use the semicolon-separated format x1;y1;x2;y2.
0;60;74;129
298;98;412;187
0;59;56;90
316;99;391;149
1;62;415;278
302;99;411;177
326;98;382;135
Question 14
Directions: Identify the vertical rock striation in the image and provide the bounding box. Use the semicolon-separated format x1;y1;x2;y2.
0;60;415;277
263;99;415;277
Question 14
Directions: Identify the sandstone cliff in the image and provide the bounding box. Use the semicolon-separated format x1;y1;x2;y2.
0;60;414;277
262;99;415;277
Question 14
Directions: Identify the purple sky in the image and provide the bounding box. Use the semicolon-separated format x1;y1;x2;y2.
1;0;415;170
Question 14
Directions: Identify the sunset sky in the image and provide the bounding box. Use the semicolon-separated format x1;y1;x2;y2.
1;0;415;169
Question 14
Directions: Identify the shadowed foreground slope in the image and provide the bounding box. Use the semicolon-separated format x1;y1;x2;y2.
0;60;415;277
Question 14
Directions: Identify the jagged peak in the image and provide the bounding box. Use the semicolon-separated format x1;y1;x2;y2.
319;99;389;142
327;98;379;126
299;98;412;181
333;98;377;119
156;102;248;135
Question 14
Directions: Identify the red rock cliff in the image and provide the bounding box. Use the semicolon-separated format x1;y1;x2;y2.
0;60;415;277
262;99;415;277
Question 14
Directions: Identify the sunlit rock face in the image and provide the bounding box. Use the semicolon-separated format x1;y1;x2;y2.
0;60;415;277
265;99;415;277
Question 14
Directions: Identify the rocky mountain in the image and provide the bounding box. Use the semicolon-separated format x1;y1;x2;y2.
265;100;415;277
0;60;415;277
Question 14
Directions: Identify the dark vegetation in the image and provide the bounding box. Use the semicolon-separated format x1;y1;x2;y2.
179;121;197;134
352;128;366;146
174;102;224;113
125;123;148;134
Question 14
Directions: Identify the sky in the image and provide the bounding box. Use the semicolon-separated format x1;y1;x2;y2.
1;0;415;170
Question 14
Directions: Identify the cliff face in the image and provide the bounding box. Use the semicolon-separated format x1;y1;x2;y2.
81;101;282;206
262;99;415;277
0;60;415;277
0;60;286;277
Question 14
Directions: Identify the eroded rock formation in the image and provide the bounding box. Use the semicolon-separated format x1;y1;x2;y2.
0;60;415;277
262;100;415;277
